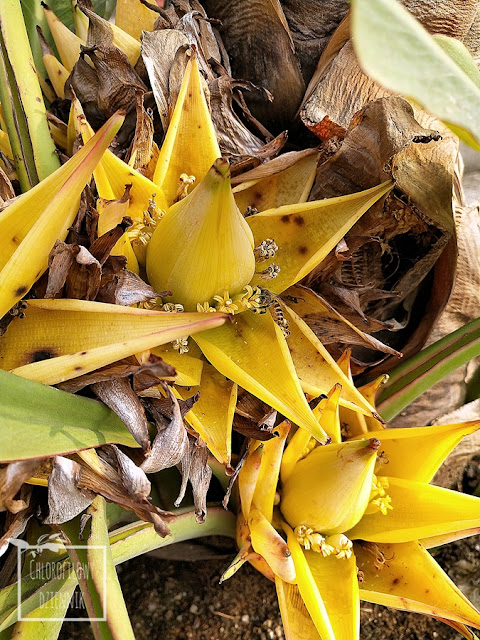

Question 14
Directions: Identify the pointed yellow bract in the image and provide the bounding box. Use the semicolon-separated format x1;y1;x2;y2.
43;5;85;72
177;361;237;465
194;312;328;443
353;422;480;483
147;159;255;310
152;344;204;387
281;439;379;534
0;113;124;319
306;551;360;640
71;97;168;217
252;421;289;521
347;477;480;543
115;0;158;40
41;51;69;99
247;182;392;294
153;57;221;206
275;579;322;640
357;541;480;629
249;508;296;583
96;195;139;273
283;304;378;416
284;524;336;640
233;150;319;213
0;299;226;384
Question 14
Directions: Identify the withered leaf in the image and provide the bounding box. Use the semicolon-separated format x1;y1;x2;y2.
96;269;168;306
141;29;190;131
44;456;95;525
175;436;212;524
64;245;102;301
77;452;175;536
204;0;305;131
57;354;175;393
141;387;189;473
90;216;133;265
103;445;151;501
45;241;79;299
232;414;278;442
92;377;151;453
0;458;45;513
0;494;33;558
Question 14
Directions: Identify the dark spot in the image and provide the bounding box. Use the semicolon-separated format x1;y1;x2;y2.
30;349;57;363
254;192;262;202
57;69;63;75
392;578;400;585
197;125;201;129
35;97;41;103
188;92;192;98
298;245;308;255
74;366;83;371
80;351;87;355
294;215;305;226
425;589;430;594
284;548;291;557
15;286;28;297
280;215;291;223
12;236;19;244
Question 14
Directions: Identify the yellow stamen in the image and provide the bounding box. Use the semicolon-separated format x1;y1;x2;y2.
172;337;189;354
213;291;239;315
295;525;334;557
174;173;196;202
254;238;278;262
197;302;217;313
324;533;354;560
257;264;281;280
162;303;184;313
365;475;393;515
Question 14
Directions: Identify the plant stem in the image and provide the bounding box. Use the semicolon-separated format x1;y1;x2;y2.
0;0;60;190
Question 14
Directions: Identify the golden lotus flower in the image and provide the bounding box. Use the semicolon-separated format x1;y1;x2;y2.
0;54;392;468
231;380;480;640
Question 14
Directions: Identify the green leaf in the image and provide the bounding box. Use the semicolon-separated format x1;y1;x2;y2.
0;369;138;462
351;0;480;150
91;0;116;20
0;509;235;632
377;318;480;421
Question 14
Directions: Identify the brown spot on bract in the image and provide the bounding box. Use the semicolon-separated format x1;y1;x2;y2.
29;348;58;363
294;216;305;226
74;366;83;371
35;97;41;103
298;245;308;255
280;215;291;223
392;578;400;585
15;286;28;297
80;351;87;355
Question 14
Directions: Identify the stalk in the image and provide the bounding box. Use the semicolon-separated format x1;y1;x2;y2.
0;0;60;191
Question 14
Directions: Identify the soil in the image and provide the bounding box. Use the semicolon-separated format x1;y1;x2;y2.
59;456;480;640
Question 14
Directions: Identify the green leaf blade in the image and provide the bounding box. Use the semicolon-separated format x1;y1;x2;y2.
351;0;480;150
0;370;138;462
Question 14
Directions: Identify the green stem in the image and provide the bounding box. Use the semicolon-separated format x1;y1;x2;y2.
0;0;60;190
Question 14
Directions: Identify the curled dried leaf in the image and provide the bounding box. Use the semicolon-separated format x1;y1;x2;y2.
141;386;189;473
0;495;33;557
44;456;95;525
97;269;168;306
175;437;212;524
92;377;151;453
0;459;45;513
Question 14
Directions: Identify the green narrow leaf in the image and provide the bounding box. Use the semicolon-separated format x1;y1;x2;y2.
87;497;135;640
351;0;480;150
0;370;138;462
0;509;235;631
377;318;480;421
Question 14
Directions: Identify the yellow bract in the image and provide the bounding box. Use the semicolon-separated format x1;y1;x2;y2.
147;159;256;311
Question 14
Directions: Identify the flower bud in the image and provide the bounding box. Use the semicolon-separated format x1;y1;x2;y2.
281;438;380;535
146;159;256;310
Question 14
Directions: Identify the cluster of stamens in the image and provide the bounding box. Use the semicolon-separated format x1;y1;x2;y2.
196;302;217;313
213;291;239;315
127;196;165;248
254;238;278;262
366;475;393;516
174;173;196;202
257;264;280;280
154;301;189;353
295;526;353;560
